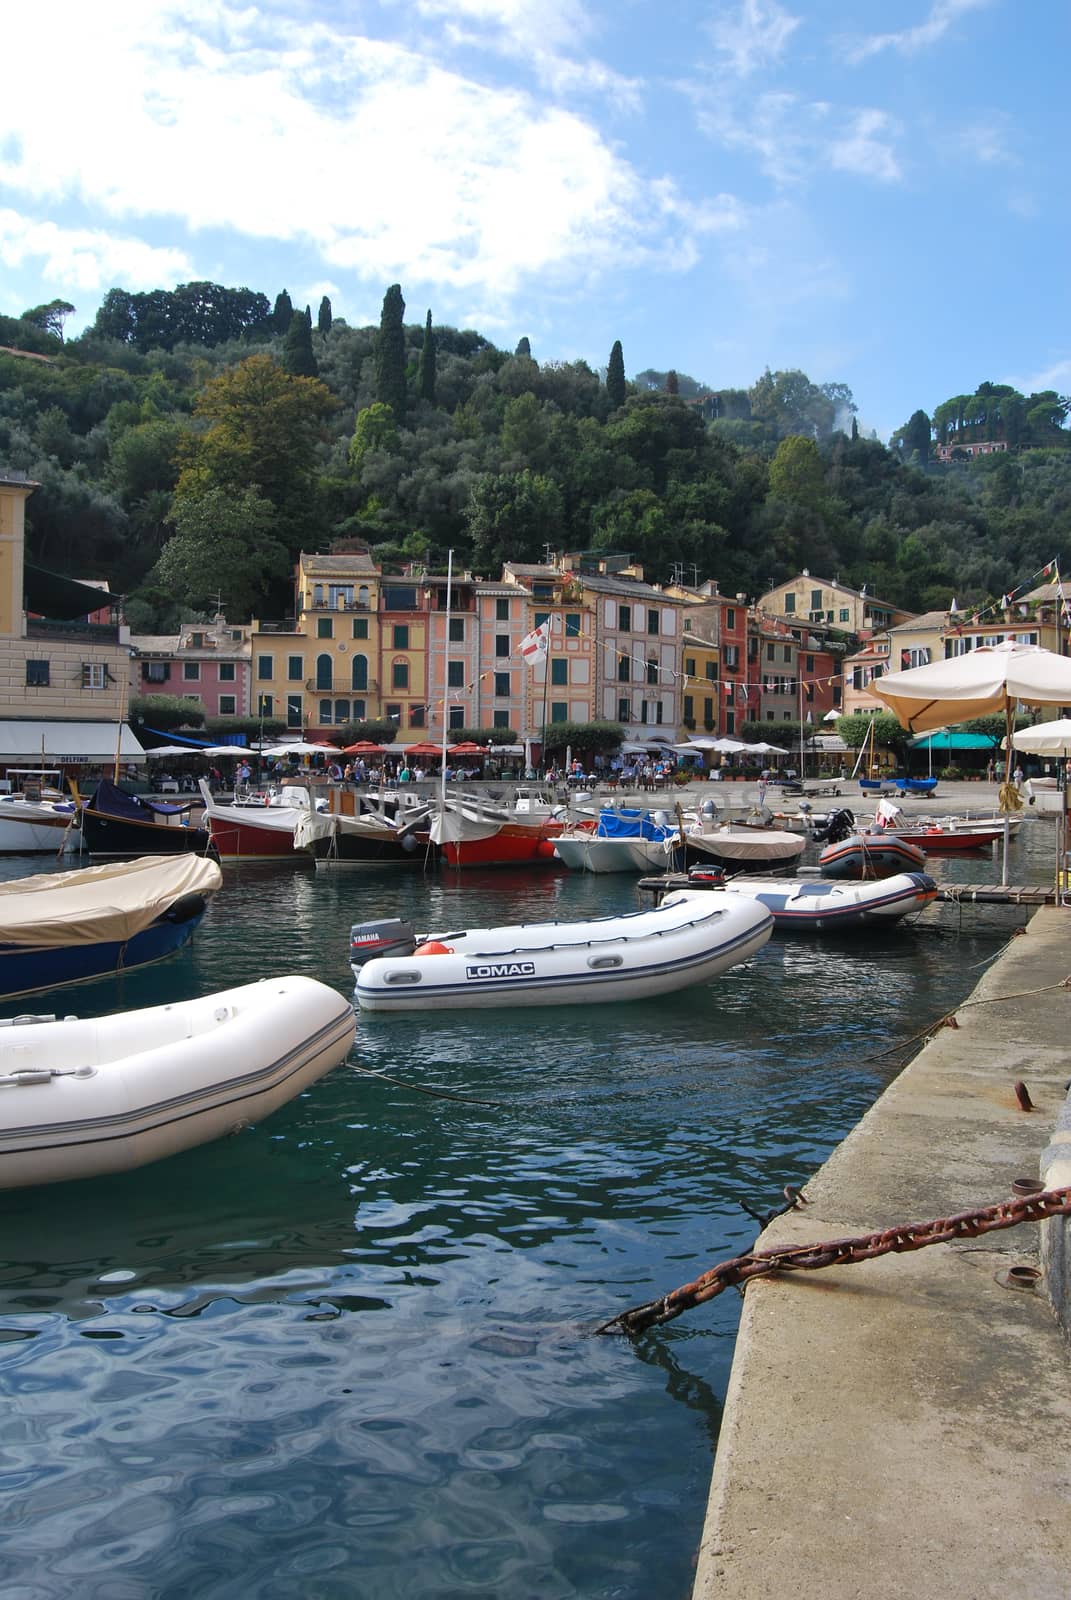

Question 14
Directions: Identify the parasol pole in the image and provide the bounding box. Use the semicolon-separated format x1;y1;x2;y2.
996;700;1022;888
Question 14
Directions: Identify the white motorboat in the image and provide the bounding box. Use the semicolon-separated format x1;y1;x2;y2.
350;893;772;1011
0;792;81;854
553;807;677;873
674;872;938;931
0;976;356;1190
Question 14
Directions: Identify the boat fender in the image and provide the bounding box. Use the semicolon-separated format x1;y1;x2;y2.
413;941;453;956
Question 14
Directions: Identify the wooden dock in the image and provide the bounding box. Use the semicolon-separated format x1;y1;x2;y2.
636;873;1059;907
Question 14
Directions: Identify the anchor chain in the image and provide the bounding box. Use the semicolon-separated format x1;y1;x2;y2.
596;1184;1071;1337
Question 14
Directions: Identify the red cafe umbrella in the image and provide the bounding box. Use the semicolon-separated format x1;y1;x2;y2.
343;740;387;756
406;741;444;757
448;741;485;756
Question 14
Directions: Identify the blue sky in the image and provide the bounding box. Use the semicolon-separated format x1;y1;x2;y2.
2;0;1067;441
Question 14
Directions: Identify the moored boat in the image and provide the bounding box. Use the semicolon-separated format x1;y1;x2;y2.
350;892;772;1011
198;780;312;860
553;807;676;873
0;854;222;1001
675;871;938;930
78;779;216;858
429;792;566;868
295;802;435;866
817;823;928;879
0;792;81;854
0;976;355;1189
679;820;806;874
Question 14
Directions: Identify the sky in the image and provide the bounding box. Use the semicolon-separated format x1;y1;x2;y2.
1;0;1067;442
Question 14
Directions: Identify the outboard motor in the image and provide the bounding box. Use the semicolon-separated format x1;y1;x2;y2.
812;807;855;845
699;797;719;821
349;918;418;968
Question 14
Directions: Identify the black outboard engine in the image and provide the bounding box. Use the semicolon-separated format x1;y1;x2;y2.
349;918;418;968
812;807;855;845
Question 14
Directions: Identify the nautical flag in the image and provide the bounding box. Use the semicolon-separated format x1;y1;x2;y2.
1051;565;1062;585
519;621;550;664
737;683;749;703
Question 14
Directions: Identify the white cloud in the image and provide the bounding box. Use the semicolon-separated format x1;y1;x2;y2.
706;0;802;79
0;1;687;313
1008;360;1071;396
0;209;193;293
689;89;901;186
830;110;902;182
843;0;992;65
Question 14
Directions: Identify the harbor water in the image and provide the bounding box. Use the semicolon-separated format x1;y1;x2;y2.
0;824;1052;1598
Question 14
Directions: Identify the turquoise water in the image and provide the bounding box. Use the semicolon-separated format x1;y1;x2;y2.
0;831;1042;1598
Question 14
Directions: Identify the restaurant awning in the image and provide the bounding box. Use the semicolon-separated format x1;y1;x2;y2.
0;720;147;765
908;731;999;751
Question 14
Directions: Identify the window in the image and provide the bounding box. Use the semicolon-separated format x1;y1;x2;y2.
81;663;108;689
26;660;49;686
493;709;510;728
352;617;369;639
684;656;696;676
329;585;353;609
784;593;795;613
409;705;425;728
726;608;736;630
494;672;511;697
393;625;409;649
496;598;510;621
646;658;658;685
218;694;236;715
386;703;402;725
617;697;631;722
255;693;274;720
565;612;581;637
811;589;822;611
495;635;510;658
358;585;370;608
351;655;368;692
705;662;717;681
287;655;303;681
183;662;200;681
766;642;775;661
190;631;203;648
617;655;630;682
532;583;553;601
703;697;714;724
447;661;465;688
648;608;659;636
683;694;694;719
313;584;324;607
143;661;169;683
392;661;409;690
551;658;568;686
783;645;791;663
723;645;739;669
726;711;735;734
351;700;365;720
319;699;333;723
839;608;850;623
550;702;568;723
383;586;418;611
535;611;550;629
618;604;631;631
316;654;333;691
448;617;465;642
317;617;333;639
286;694;302;728
449;706;465;729
334;700;350;724
806;655;815;673
219;661;235;682
257;654;273;681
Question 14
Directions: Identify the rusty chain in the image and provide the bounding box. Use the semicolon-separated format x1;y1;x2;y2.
595;1184;1071;1337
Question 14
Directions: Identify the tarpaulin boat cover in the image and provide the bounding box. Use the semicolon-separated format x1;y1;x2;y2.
89;780;197;818
595;808;674;841
0;855;222;949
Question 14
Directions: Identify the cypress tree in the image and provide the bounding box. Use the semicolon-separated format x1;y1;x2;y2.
606;339;626;410
374;283;407;421
666;369;679;396
283;309;319;377
418;309;437;403
515;336;532;359
317;295;333;335
272;289;293;334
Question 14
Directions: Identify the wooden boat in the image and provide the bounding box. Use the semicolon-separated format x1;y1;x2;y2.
429;792;566;868
294;802;435;866
0;792;81;854
0;854;222;1001
679;820;806;874
0;976;355;1189
676;871;938;930
197;779;312;860
77;779;216;858
351;892;772;1011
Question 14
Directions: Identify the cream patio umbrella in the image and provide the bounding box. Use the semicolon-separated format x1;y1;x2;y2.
1011;720;1071;897
873;640;1071;885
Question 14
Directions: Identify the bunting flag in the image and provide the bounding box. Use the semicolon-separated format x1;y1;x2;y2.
518;621;550;664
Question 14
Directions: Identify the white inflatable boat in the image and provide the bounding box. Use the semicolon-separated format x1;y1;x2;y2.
0;976;356;1189
672;872;938;931
351;894;772;1011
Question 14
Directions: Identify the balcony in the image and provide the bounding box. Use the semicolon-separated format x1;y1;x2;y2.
26;618;121;644
256;620;300;635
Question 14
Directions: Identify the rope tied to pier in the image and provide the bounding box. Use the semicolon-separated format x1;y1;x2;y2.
595;1184;1071;1337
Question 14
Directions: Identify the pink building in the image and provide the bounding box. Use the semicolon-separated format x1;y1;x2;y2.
131;616;253;721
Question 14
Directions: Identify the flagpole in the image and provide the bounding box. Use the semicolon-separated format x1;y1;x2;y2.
439;548;452;815
540;628;550;776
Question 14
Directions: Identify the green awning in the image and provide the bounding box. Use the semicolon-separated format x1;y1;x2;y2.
908;731;998;751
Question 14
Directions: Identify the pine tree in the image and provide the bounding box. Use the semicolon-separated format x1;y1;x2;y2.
606;339;626;411
418;309;437;404
515;336;532;359
666;369;679;396
272;289;293;334
375;283;407;422
317;296;333;335
283;310;318;377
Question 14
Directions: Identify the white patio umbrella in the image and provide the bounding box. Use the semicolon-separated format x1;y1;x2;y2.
1011;721;1071;898
144;745;212;758
874;641;1071;885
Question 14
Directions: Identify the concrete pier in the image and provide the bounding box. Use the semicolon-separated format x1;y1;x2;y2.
692;906;1071;1600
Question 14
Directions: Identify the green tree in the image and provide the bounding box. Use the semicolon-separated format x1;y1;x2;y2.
768;434;825;509
317;296;333;335
156;485;289;616
541;720;623;759
606;339;626;411
348;402;400;474
466;470;563;569
21;299;75;341
374;284;407;422
666;369;679;396
515;336;532;359
129;694;207;733
418;310;437;404
282;309;319;377
272;290;293;333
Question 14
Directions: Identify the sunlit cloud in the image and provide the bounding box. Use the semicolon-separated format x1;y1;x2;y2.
0;209;193;293
687;88;901;187
843;0;992;65
705;0;802;79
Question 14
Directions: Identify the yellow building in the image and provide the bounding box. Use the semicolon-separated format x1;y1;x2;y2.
758;571;911;636
680;628;720;733
0;471;144;768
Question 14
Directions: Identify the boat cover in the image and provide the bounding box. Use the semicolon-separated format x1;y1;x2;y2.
89;779;197;818
0;855;222;948
596;808;674;841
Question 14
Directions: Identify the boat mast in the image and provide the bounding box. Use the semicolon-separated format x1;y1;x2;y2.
439;548;453;815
